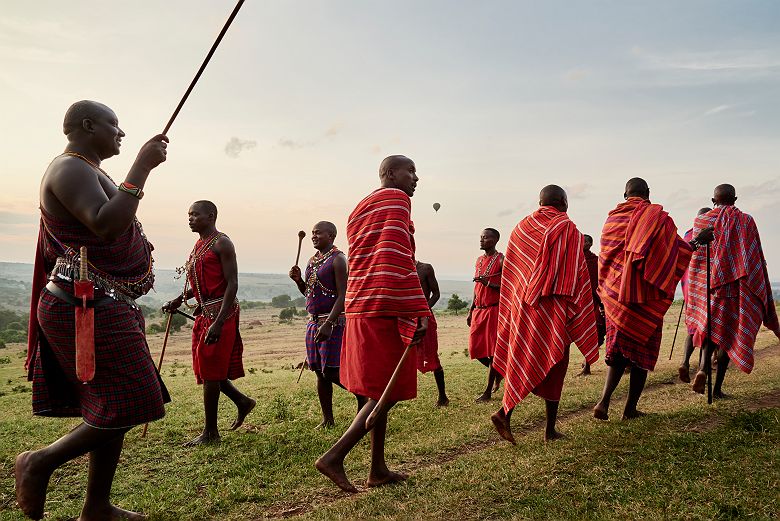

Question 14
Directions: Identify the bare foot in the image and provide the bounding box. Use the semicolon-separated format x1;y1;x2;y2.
315;456;358;493
230;398;256;431
436;396;450;407
576;368;591;377
475;392;492;403
315;419;335;430
593;403;609;421
492;380;502;393
366;469;409;488
544;429;566;442
15;451;50;520
78;504;148;520
622;410;647;420
183;432;221;447
678;365;691;383
491;410;516;445
713;390;730;400
692;371;706;394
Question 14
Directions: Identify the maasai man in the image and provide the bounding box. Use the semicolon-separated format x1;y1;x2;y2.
593;178;712;421
163;201;255;446
16;100;169;521
315;155;430;493
416;260;450;407
491;186;599;443
686;184;780;397
289;221;349;428
578;234;606;376
677;207;712;383
467;228;504;402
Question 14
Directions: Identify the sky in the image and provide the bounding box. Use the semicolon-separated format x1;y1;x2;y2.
1;1;779;279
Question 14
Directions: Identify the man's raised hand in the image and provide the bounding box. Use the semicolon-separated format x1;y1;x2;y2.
135;134;169;171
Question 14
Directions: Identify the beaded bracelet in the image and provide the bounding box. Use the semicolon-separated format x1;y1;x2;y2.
118;182;144;200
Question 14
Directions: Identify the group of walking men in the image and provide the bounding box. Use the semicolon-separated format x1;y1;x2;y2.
13;100;780;519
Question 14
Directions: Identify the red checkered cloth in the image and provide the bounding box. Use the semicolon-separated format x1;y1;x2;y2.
685;206;780;373
468;252;503;359
493;206;598;412
27;209;167;428
416;314;442;373
599;197;692;370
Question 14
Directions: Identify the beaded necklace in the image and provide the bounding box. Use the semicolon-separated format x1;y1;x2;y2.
177;231;224;309
305;246;339;298
477;251;501;278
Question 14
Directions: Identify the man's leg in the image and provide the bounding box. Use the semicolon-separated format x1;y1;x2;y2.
185;380;221;446
692;341;715;394
622;366;648;419
678;334;695;383
79;433;146;521
713;348;730;399
433;368;449;407
315;395;371;493
219;379;256;431
544;400;564;441
477;357;491;368
315;371;335;428
15;423;130;520
491;406;516;444
476;358;496;403
366;402;407;487
577;361;592;377
593;354;629;420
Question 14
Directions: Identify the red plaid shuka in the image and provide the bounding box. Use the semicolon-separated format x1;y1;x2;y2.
493;207;598;412
685;206;780;373
341;188;430;402
28;209;168;428
344;188;431;343
598;197;692;370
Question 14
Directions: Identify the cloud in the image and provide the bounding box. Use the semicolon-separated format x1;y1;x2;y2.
636;48;780;72
277;123;345;151
563;183;590;199
0;210;38;225
324;123;344;137
564;68;590;82
277;138;306;150
703;104;732;117
739;178;780;199
224;137;257;158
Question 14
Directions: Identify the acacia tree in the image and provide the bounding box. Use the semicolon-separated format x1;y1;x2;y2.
447;293;469;314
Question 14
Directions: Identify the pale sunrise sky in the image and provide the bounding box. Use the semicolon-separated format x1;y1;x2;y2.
2;1;779;279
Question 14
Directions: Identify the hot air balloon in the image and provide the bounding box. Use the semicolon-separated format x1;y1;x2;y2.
433;202;441;213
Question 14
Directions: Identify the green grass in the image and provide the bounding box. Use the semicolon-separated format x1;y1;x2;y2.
1;312;779;520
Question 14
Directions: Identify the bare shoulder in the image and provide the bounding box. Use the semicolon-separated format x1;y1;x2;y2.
40;156;105;218
332;251;348;268
43;156;99;189
213;234;236;253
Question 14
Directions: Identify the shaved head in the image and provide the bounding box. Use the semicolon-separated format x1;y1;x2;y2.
583;234;594;250
625;178;650;199
63;100;114;136
379;155;413;178
314;221;337;238
192;200;218;220
713;184;737;206
539;184;568;211
698;207;712;216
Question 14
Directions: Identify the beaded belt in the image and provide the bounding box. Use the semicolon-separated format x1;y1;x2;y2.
200;297;239;321
474;303;499;309
308;313;346;326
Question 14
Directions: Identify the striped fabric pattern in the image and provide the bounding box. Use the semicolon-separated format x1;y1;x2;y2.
598;197;692;346
493;206;598;412
685;206;780;373
345;188;430;345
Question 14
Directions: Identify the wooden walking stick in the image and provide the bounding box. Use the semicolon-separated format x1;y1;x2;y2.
668;300;686;360
161;0;246;135
705;242;713;404
294;230;308;380
141;312;174;438
365;343;416;430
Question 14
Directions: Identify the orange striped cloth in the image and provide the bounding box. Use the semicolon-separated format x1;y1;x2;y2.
598;197;692;348
685;206;780;373
493;206;598;412
345;188;431;345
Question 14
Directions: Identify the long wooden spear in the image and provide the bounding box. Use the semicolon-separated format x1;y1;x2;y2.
162;0;246;135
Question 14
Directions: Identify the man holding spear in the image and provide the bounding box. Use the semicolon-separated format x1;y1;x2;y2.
289;221;350;428
16;100;169;520
315;155;430;493
685;184;780;397
163;201;255;446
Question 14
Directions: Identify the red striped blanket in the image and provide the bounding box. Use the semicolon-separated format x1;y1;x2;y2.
345;188;430;345
493;206;598;411
598;197;692;345
685;206;780;373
